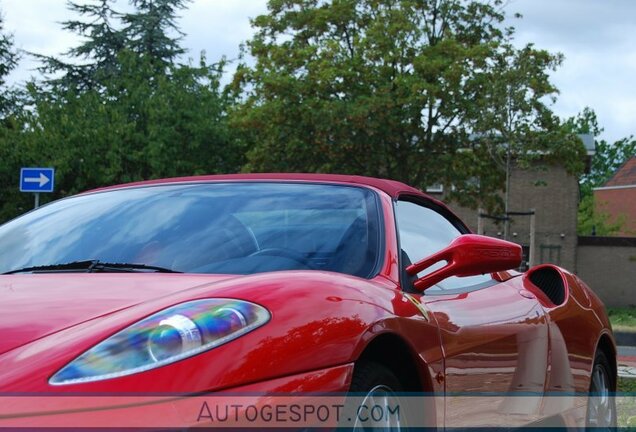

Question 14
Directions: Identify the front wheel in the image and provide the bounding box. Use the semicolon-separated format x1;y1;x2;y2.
586;350;616;430
346;361;406;431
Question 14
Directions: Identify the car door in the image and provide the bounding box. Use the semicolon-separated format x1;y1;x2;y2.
394;198;549;428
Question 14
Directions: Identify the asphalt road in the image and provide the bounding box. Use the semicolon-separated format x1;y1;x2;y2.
619;346;636;357
618;346;636;379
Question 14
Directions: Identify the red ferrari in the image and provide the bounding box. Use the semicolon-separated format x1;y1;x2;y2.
0;174;616;429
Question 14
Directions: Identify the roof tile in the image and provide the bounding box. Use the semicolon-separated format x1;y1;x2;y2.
605;156;636;187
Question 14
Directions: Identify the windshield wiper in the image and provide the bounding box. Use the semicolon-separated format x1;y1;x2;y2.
2;260;182;275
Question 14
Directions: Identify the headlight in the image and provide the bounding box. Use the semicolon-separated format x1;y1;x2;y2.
49;299;270;385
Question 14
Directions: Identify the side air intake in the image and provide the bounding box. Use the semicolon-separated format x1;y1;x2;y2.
527;266;566;306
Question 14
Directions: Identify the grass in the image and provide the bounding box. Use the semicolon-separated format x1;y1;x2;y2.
619;377;636;393
608;307;636;332
618;378;636;427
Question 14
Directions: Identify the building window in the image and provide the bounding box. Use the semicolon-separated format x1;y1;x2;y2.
426;184;443;194
540;245;561;266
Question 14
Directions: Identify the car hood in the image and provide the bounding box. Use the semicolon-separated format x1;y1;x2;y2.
0;273;236;355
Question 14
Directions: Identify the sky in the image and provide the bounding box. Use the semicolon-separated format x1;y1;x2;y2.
2;0;635;144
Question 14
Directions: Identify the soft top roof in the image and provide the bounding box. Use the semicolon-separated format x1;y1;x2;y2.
86;173;426;199
86;173;469;232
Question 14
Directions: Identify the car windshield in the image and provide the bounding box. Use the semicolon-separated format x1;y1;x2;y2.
0;182;382;278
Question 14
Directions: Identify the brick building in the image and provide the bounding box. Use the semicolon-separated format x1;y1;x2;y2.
425;143;634;307
442;162;580;272
594;156;636;236
429;135;595;273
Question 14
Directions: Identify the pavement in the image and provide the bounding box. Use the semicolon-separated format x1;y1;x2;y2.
618;346;636;379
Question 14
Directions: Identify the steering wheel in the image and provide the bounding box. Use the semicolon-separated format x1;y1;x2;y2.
248;248;315;269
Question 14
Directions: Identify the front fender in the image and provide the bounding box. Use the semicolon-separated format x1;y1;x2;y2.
0;271;438;393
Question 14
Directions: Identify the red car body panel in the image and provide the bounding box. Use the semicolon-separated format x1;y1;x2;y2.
0;174;615;429
0;274;237;355
0;271;441;394
1;365;355;428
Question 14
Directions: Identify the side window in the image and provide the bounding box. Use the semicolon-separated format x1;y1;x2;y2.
395;200;493;293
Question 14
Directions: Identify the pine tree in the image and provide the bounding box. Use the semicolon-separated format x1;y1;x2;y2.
0;9;26;222
35;0;124;91
0;11;19;115
35;0;191;90
121;0;190;77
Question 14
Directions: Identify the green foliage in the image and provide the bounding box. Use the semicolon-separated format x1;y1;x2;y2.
608;306;636;331
618;377;636;393
0;12;19;115
577;194;624;236
467;43;570;165
11;53;239;202
230;0;580;211
122;0;190;75
585;137;636;194
568;107;636;195
468;42;585;211
35;0;191;90
0;13;26;218
0;13;17;86
0;1;239;224
34;0;125;91
0;1;627;226
0;120;30;220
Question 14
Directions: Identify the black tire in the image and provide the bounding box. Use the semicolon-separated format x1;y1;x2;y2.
341;361;411;431
349;361;404;394
586;350;617;430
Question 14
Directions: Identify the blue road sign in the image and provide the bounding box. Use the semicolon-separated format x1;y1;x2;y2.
20;168;55;193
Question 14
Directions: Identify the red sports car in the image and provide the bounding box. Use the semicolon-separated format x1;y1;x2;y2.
0;174;616;429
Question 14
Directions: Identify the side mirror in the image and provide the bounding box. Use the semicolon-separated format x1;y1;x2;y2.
405;234;522;292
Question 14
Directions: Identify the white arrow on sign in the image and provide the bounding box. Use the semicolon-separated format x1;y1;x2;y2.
24;173;51;187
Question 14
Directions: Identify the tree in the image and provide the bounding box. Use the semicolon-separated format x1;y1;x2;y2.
0;0;241;224
0;9;26;222
467;42;584;221
142;58;244;177
230;0;579;211
577;194;624;237
0;10;19;114
34;0;125;91
121;0;190;77
17;53;239;202
35;0;190;90
565;107;636;235
105;51;241;181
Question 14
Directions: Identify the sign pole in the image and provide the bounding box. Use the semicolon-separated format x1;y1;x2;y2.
529;208;536;268
34;193;40;209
